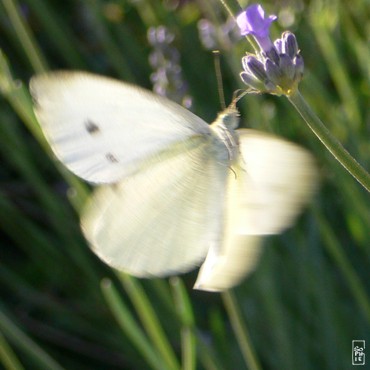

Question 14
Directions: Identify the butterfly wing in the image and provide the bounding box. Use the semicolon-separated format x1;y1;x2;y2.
194;234;263;292
30;71;211;184
195;129;318;291
82;137;229;277
233;129;318;235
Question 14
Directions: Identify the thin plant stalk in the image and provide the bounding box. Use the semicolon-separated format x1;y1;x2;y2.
2;0;48;73
221;291;262;370
0;308;65;370
288;90;370;192
101;279;169;370
0;332;25;370
170;277;196;370
314;208;370;324
119;274;181;370
217;0;241;19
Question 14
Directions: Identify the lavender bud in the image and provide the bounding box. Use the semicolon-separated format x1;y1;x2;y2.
245;55;267;81
282;32;299;59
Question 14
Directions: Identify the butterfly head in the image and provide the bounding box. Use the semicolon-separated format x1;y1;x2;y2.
218;105;240;130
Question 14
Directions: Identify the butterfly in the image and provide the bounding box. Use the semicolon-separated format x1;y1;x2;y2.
30;71;317;292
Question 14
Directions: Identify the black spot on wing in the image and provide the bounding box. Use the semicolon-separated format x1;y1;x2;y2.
110;183;119;193
106;152;119;163
32;95;40;109
85;120;101;135
31;94;41;109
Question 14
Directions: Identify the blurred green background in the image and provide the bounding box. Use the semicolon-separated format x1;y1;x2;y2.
0;0;369;369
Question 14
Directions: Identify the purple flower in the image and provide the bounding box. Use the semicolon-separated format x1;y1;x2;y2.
198;18;240;50
147;26;192;107
237;4;304;96
236;4;277;52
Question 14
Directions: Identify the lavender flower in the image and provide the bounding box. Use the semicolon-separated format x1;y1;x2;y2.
237;4;303;96
148;26;192;108
198;18;240;50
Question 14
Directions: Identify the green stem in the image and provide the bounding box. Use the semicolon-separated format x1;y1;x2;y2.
0;308;65;370
222;291;262;370
217;0;242;19
313;208;370;324
119;275;181;370
170;277;196;370
288;90;370;192
0;332;25;370
101;279;169;370
2;0;48;73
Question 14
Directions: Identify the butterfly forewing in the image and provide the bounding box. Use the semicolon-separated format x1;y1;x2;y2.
30;72;211;184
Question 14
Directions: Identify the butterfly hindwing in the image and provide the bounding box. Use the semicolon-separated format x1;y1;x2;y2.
230;128;317;235
194;128;318;291
82;137;229;276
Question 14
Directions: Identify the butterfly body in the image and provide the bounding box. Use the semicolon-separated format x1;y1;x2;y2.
209;106;240;164
30;71;317;291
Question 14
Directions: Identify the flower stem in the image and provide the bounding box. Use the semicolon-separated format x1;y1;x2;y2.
2;0;48;73
217;0;242;19
222;291;262;370
288;90;370;192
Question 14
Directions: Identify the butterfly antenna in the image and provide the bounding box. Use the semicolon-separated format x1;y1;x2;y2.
213;50;226;110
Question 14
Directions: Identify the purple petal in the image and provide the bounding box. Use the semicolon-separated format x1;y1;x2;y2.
279;54;295;79
282;32;298;58
236;4;277;37
245;55;267;81
274;38;283;54
240;71;263;90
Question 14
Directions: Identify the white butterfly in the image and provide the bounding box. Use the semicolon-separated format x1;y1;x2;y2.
30;71;317;292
